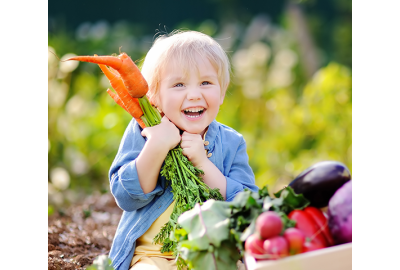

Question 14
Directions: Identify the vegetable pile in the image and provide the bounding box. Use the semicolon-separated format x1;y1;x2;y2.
172;186;308;269
67;53;223;257
172;161;352;269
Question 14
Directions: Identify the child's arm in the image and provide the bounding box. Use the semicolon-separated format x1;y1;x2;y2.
222;139;258;201
181;129;258;202
109;117;180;211
136;116;181;193
181;132;227;200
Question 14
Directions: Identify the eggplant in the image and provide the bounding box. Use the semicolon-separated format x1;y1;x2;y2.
288;161;351;208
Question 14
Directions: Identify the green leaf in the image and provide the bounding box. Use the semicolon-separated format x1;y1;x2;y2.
230;190;252;208
277;212;297;231
215;239;242;269
186;250;218;270
273;187;284;198
177;201;231;249
263;196;283;211
273;186;310;213
239;218;256;242
182;240;240;270
258;185;270;199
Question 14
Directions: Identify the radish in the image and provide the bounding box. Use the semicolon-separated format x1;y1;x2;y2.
245;234;265;256
283;228;305;255
263;236;289;259
256;211;283;239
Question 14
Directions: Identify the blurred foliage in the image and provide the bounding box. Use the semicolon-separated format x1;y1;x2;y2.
48;5;351;208
86;255;114;270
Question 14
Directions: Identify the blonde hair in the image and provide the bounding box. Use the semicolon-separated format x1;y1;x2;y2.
140;30;231;104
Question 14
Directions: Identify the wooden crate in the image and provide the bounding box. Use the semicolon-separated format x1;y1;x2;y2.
244;243;352;270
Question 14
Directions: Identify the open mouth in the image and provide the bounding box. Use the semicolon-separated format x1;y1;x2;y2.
182;107;206;118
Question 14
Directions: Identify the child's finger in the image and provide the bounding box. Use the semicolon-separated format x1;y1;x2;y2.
181;146;190;158
180;140;191;149
181;131;195;138
141;128;148;137
182;132;201;141
180;135;192;143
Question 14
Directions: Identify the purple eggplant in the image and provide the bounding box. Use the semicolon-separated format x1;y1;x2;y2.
288;161;351;208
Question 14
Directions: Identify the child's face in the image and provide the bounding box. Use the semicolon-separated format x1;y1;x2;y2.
157;54;224;136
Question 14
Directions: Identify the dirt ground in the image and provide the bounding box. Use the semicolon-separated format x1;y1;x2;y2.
48;192;122;270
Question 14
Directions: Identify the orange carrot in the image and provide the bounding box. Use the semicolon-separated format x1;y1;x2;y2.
135;117;146;129
106;89;146;129
106;88;130;114
98;63;143;119
67;53;148;98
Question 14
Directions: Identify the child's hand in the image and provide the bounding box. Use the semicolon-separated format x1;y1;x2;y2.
181;131;208;168
141;116;181;152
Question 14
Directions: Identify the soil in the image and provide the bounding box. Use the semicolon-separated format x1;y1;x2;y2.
48;192;123;270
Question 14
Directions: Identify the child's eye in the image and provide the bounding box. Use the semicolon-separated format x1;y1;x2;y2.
201;81;211;85
174;83;184;87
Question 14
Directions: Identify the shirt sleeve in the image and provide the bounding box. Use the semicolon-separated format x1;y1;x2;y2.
225;138;259;202
109;119;165;212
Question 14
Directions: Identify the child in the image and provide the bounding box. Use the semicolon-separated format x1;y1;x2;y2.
108;30;259;270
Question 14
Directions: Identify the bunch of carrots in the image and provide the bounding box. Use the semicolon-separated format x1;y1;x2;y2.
68;53;161;128
67;53;223;263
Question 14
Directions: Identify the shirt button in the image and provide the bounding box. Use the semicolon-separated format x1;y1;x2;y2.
207;153;212;158
204;141;209;146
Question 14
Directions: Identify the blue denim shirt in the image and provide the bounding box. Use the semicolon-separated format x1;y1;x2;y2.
108;119;258;270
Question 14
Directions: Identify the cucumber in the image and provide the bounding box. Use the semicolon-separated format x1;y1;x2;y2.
288;161;351;208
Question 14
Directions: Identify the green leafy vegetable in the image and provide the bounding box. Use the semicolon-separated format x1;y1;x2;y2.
273;185;310;213
174;186;310;269
175;201;240;270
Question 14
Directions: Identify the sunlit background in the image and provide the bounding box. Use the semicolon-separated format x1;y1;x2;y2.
48;0;351;212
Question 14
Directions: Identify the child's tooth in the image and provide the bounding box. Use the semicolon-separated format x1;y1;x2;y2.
184;107;204;113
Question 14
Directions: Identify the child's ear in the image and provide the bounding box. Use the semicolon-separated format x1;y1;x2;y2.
219;91;226;106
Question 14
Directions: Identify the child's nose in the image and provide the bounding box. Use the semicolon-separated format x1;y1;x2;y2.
187;87;202;101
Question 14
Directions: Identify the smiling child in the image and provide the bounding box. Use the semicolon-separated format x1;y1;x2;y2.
108;30;258;270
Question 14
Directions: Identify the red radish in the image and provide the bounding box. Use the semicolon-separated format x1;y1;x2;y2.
263;236;289;260
256;211;283;239
283;228;305;255
245;234;265;257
